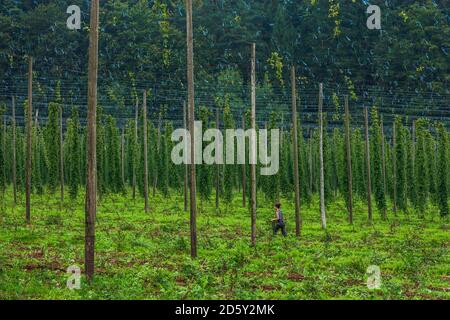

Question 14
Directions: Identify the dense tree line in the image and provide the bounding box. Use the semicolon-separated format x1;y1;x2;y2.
0;1;449;113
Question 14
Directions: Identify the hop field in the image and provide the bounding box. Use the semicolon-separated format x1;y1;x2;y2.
0;191;448;300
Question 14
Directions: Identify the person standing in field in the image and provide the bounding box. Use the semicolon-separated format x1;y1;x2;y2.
272;203;287;237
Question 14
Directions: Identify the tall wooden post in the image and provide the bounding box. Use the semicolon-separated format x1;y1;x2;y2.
241;115;246;208
60;106;64;202
250;43;257;246
143;91;149;213
392;122;398;215
344;96;353;224
364;107;373;222
186;0;197;258
318;84;326;230
183;102;188;212
11;96;17;205
85;0;99;283
291;67;301;237
26;56;33;224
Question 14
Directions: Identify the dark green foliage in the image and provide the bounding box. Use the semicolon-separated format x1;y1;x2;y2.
33;119;44;195
223;105;235;204
66;108;80;199
158;122;170;198
105;115;124;194
426;132;437;205
198;107;212;202
2;2;448;102
415;119;429;216
436;123;448;217
394;117;408;212
125;119;138;191
44;84;61;193
322;114;333;203
261;112;280;203
371;109;387;218
352;129;366;200
148;121;157;194
280;130;293;199
406;124;416;210
331;128;344;197
0;104;5;194
297;119;311;205
96;108;107;198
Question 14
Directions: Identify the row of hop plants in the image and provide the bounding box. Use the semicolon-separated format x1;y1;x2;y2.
0;94;448;219
0;71;448;217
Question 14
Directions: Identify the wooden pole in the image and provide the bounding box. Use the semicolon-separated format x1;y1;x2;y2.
186;0;197;258
364;107;373;222
143;91;149;213
380;115;387;220
318;83;326;230
60;106;64;203
11;96;17;205
344;96;353;224
241;115;246;208
85;0;99;283
183;101;188;212
25;56;33;224
291;67;301;237
250;43;257;246
392;122;398;215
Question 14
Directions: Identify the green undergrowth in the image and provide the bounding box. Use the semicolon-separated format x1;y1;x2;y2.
0;189;448;300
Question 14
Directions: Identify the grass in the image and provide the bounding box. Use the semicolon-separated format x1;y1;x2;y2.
0;188;449;300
